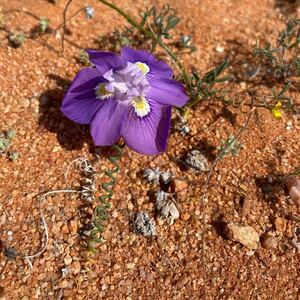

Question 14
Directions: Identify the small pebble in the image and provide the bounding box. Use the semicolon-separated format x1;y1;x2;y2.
181;213;190;221
286;176;300;206
185;150;209;172
61;225;69;234
58;279;70;289
177;251;184;260
240;82;246;90
286;120;292;130
172;178;188;191
126;263;135;270
64;257;72;266
274;217;287;232
4;247;17;260
225;223;259;249
69;261;81;275
215;45;224;53
261;234;278;250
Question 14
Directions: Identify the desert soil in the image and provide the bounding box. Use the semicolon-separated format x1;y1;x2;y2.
0;0;299;299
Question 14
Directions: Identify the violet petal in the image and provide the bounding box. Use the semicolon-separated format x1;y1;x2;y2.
147;78;189;107
90;100;125;146
86;49;124;74
61;68;104;124
121;47;173;79
121;102;171;155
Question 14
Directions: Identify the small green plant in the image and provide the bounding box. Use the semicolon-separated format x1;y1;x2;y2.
269;82;293;118
79;49;90;66
142;5;180;39
8;151;19;162
5;129;16;140
0;130;15;153
0;129;18;162
185;59;233;109
9;32;26;48
97;3;196;55
248;82;294;117
139;5;180;51
0;137;9;152
39;17;50;34
253;18;300;79
217;134;243;159
175;35;197;52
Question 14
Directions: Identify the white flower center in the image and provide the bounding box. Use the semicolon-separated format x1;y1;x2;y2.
131;96;150;117
94;62;151;118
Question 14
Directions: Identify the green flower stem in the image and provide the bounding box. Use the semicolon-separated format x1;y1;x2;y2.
96;0;190;86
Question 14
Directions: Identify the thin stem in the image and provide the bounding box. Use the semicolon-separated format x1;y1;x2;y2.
55;7;86;33
200;107;255;297
47;5;86;45
96;0;190;85
150;40;158;53
146;20;189;81
61;0;73;55
281;167;300;183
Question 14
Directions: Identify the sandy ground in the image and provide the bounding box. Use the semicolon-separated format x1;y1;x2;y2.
0;0;299;299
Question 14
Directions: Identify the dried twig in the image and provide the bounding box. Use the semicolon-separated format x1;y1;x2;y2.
61;0;73;54
23;189;79;264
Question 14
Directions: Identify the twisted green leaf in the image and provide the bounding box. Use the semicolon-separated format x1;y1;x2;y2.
87;145;123;252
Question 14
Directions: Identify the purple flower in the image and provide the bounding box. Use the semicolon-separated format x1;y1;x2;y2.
61;47;188;155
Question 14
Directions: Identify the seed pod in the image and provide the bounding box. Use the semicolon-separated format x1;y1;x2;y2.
286;176;300;205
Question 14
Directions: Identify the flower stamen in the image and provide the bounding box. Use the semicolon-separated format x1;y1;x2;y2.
95;83;113;99
135;62;150;75
131;96;151;117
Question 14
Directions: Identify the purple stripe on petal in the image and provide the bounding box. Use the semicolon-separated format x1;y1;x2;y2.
90;100;124;146
121;47;173;79
61;68;104;124
87;49;124;74
121;102;171;155
147;78;189;107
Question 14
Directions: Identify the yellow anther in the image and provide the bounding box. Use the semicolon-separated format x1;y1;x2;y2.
135;62;150;75
131;96;151;117
95;83;112;99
